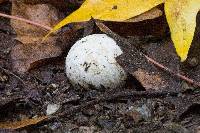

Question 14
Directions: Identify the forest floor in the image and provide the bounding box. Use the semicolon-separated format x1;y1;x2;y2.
1;1;200;133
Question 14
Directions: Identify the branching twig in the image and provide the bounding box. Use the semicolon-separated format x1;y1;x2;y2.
0;12;52;31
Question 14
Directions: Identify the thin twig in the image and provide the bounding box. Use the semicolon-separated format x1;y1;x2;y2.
94;20;200;87
0;66;25;85
0;12;52;31
145;56;200;87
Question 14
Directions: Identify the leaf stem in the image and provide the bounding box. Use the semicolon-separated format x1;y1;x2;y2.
0;12;52;31
144;55;200;87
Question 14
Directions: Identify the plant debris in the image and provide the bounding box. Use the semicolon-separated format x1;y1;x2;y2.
1;1;200;132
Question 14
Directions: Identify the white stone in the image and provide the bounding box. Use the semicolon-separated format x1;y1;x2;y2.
46;104;60;115
65;34;127;89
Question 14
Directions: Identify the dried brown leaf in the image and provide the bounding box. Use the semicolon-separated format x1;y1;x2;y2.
0;116;47;129
11;2;59;43
10;2;63;73
133;68;166;90
11;41;62;73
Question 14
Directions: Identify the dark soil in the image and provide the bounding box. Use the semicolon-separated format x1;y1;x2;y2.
1;1;200;133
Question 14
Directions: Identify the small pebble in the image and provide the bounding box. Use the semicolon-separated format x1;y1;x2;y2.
0;74;8;82
46;104;60;115
187;57;199;67
127;104;152;123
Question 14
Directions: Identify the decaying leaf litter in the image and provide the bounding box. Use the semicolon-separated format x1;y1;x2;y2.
0;0;200;132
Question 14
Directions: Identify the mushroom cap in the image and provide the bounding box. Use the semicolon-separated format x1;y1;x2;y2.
65;34;127;89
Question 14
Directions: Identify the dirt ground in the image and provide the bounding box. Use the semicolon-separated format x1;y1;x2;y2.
1;1;200;133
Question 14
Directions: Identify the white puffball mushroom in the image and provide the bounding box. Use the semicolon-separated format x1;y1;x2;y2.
65;34;127;89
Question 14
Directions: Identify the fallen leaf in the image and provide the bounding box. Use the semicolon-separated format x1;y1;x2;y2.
117;39;182;91
165;0;200;61
48;0;200;61
105;7;166;37
0;116;47;129
126;7;163;23
11;42;62;73
45;0;164;38
11;1;59;43
10;2;62;73
133;68;166;90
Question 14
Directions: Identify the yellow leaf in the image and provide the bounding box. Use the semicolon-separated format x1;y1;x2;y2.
46;0;200;61
165;0;200;61
125;7;163;23
45;0;164;38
